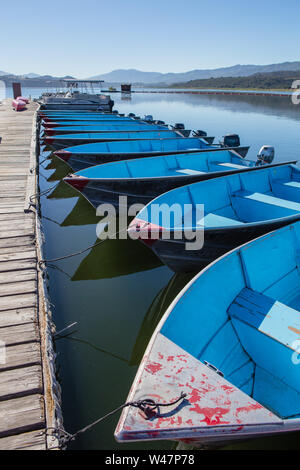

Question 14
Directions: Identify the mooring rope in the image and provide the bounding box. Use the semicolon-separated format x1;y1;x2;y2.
29;182;59;204
38;225;133;267
44;392;187;448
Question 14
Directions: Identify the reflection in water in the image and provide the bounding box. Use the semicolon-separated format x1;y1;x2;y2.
129;272;195;366
48;180;77;199
44;154;72;181
72;237;162;280
60;197;102;226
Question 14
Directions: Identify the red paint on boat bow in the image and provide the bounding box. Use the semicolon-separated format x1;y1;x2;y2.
43;137;53;146
44;128;55;136
63;175;89;192
128;218;164;247
54;150;72;161
43;122;59;128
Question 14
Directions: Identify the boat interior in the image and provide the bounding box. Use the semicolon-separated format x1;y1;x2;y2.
48;130;181;141
43;124;168;132
160;224;300;420
75;149;251;179
61;137;213;155
136;164;300;229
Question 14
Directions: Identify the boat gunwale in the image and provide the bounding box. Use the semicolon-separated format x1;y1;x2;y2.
115;223;300;443
130;162;300;231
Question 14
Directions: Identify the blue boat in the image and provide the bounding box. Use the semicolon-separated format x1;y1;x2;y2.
63;149;281;209
43;123;168;136
128;163;300;272
41;117;135;127
115;221;300;446
43;130;187;150
54;137;234;171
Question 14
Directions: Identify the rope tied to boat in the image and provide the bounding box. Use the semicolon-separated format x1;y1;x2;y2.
25;182;60;213
29;182;59;204
44;392;187;448
38;224;138;268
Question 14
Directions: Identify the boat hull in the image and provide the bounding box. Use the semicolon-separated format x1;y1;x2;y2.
56;146;249;172
139;216;300;273
43;131;186;150
64;161;289;210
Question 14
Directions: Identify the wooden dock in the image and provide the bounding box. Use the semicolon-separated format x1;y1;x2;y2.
0;99;59;450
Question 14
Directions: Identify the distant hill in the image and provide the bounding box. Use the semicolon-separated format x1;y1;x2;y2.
89;62;300;85
0;74;75;87
170;70;300;90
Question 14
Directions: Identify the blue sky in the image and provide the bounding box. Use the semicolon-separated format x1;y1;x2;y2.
1;0;299;77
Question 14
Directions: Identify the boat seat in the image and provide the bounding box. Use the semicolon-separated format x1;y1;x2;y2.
271;179;300;203
232;189;300;221
228;288;300;389
197;212;241;227
176;169;206;175
217;162;247;169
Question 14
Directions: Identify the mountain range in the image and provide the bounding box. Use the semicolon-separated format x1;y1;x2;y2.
0;71;41;78
1;62;300;86
88;62;300;84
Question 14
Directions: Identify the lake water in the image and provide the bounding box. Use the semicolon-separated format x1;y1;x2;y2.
35;89;300;450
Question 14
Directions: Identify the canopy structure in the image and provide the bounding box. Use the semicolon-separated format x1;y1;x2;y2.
61;79;104;95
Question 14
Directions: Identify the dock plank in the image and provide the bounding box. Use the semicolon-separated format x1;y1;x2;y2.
0;430;46;450
0;322;39;346
0;342;41;372
0;365;43;401
0;307;36;327
0;394;45;438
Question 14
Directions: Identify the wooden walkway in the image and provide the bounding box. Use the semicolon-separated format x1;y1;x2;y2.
0;99;56;450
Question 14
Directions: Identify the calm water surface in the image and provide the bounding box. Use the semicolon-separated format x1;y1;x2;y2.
36;91;300;450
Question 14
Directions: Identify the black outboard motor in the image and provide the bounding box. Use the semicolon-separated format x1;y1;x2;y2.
255;146;275;166
112;109;119;114
128;113;135;117
220;134;241;148
173;123;185;130
192;130;207;137
144;115;154;122
154;120;166;125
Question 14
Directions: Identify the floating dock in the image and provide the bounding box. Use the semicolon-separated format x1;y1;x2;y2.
0;99;60;450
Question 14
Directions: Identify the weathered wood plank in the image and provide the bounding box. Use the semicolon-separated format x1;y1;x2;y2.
0;342;41;372
0;260;36;273
0;236;35;248
0;293;37;313
0;307;36;327
0;280;37;297
0;394;45;438
0;430;46;450
0;246;36;256
0;269;37;283
0;365;43;401
0;322;39;345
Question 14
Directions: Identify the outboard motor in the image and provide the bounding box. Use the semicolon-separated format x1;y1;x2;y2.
128;113;135;117
220;134;241;148
144;115;154;122
154;120;165;125
192;130;207;137
112;109;119;114
173;123;185;130
256;146;275;166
